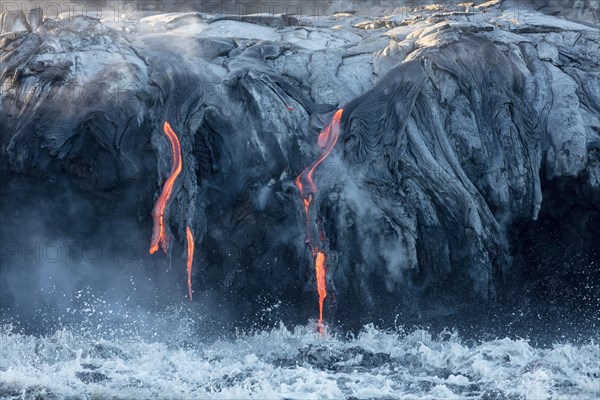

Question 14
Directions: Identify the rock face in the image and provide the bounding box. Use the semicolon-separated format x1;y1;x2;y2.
1;1;599;329
523;0;600;26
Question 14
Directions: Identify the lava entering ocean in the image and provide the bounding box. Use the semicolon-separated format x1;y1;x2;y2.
296;109;343;334
149;121;195;300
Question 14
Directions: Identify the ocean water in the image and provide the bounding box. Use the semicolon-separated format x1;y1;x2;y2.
1;314;598;399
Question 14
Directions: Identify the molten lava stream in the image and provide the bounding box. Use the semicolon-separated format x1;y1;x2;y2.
296;109;343;195
186;226;195;300
149;122;196;301
295;109;344;334
314;250;327;335
150;121;183;255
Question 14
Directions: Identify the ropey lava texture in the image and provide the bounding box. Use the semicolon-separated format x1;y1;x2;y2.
1;1;599;327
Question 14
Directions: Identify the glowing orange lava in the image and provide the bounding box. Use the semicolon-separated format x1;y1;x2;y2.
295;109;343;334
314;250;327;335
186;226;195;301
149;122;197;301
150;121;183;255
297;109;343;195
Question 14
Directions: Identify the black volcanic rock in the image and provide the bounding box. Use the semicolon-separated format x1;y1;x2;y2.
1;1;598;330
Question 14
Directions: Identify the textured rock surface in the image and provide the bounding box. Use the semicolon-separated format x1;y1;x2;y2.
1;1;599;328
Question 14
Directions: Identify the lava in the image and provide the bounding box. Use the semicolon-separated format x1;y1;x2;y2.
295;109;343;334
296;109;343;195
186;226;195;300
149;121;196;301
149;121;183;255
314;250;327;335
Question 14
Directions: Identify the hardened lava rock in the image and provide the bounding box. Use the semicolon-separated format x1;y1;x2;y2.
1;1;599;329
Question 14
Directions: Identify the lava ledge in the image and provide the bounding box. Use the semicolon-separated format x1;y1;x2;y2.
1;0;598;320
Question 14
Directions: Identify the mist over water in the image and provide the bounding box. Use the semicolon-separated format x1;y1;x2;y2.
2;173;597;398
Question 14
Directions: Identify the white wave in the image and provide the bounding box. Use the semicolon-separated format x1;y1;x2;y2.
1;321;598;400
